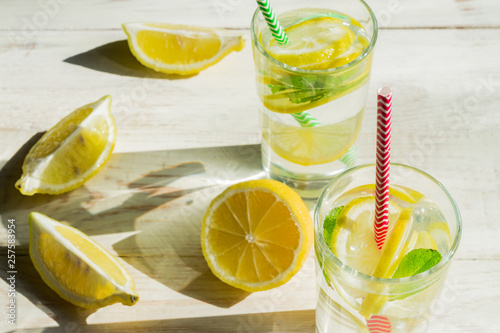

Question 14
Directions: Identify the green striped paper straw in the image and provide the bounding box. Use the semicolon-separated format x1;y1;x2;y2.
291;111;321;127
256;0;289;45
340;147;357;168
255;0;320;127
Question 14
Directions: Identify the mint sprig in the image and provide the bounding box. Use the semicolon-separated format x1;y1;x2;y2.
392;249;442;279
323;206;344;248
266;65;367;106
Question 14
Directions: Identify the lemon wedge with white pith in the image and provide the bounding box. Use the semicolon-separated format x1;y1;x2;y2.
123;23;245;75
15;96;116;196
29;212;138;309
201;179;313;292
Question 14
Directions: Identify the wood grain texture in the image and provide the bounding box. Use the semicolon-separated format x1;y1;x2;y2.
1;0;499;30
1;0;500;332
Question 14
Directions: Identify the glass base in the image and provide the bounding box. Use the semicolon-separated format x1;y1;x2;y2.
267;169;338;200
262;142;355;199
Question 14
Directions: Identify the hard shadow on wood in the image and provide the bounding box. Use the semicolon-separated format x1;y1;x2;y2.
111;145;263;308
114;215;251;309
63;40;196;79
0;250;96;331
0;132;47;239
0;135;213;244
2;142;263;315
34;309;315;333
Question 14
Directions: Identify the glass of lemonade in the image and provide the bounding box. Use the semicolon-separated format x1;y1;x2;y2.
314;164;462;332
250;0;378;198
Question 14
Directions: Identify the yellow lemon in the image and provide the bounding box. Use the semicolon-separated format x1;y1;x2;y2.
201;179;313;292
123;23;245;75
29;212;138;309
15;96;116;195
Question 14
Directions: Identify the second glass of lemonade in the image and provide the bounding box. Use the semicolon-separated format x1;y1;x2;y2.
251;0;378;197
315;164;462;332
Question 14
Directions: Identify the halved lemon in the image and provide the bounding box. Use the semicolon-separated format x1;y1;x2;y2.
123;23;245;75
201;179;313;292
15;96;116;195
29;212;138;309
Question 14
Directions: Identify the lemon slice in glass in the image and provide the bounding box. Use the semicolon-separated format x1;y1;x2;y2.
329;196;403;275
266;17;361;70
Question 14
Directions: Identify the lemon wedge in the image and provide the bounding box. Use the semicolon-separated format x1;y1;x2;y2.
201;179;313;292
123;23;245;75
29;212;138;309
15;96;116;196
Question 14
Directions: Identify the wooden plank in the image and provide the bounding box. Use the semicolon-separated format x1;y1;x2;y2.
1;254;498;331
1;143;498;260
1;0;499;32
1;29;499;157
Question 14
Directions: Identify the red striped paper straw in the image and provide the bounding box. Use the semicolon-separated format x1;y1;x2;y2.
374;87;393;249
367;315;392;333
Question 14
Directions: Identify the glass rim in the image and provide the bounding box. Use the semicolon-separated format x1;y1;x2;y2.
250;0;378;75
314;163;462;285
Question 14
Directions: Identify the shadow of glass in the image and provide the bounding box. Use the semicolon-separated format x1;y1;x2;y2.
63;40;196;79
34;309;315;332
112;185;251;308
112;145;263;308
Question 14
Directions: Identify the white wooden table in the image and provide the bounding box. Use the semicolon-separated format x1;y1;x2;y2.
1;0;499;332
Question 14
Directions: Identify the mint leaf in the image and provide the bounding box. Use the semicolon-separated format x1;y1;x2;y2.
323;206;344;248
392;249;442;279
290;75;317;89
268;84;289;94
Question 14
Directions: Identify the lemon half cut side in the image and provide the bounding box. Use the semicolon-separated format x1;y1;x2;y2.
201;179;314;292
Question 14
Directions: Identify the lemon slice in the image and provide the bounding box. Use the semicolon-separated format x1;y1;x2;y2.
262;110;362;166
15;96;116;196
389;184;424;204
428;221;452;254
359;208;414;318
266;17;361;70
414;230;438;250
341;184;424;204
123;23;245;75
201;179;313;291
29;212;138;309
329;196;402;275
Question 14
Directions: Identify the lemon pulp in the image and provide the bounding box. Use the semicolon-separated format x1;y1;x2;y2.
201;179;313;292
